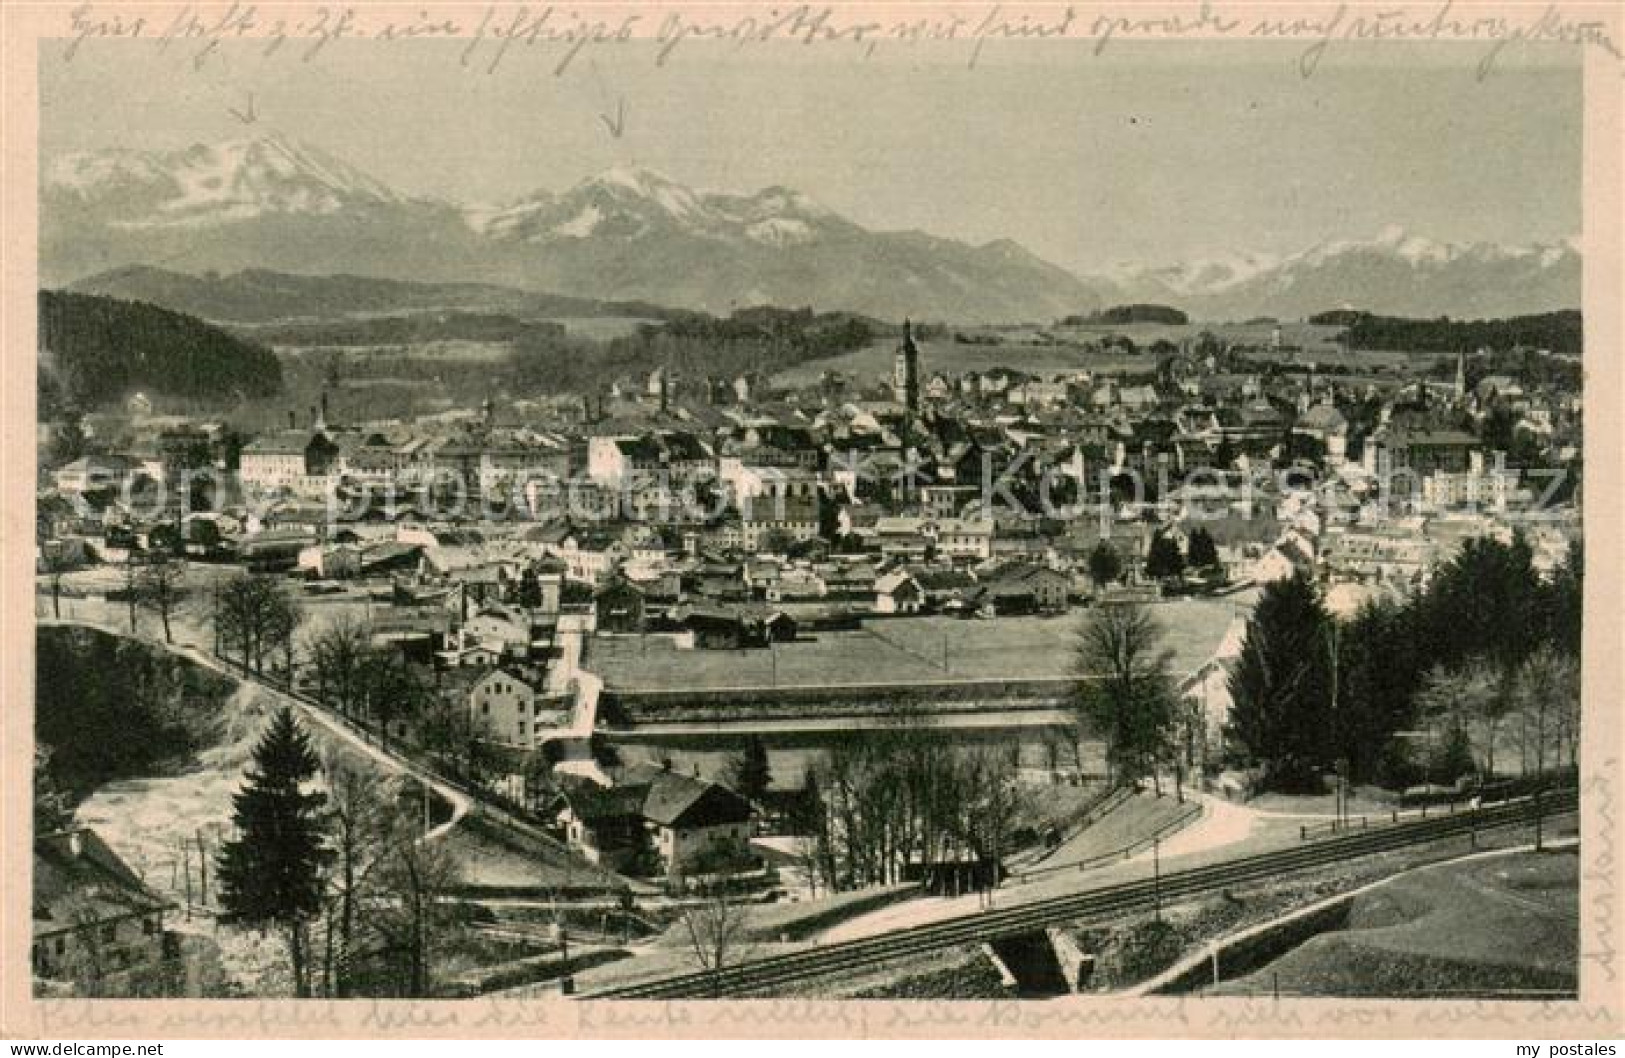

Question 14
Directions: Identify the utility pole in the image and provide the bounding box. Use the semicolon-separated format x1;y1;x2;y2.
1152;836;1162;924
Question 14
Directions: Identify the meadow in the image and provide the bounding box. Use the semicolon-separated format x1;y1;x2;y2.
771;322;1359;387
590;598;1247;692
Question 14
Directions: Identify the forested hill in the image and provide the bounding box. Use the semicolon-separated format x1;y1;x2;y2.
68;264;681;326
1062;304;1190;326
39;290;283;415
1308;309;1582;356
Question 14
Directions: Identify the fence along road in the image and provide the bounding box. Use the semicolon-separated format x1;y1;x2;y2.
586;789;1577;999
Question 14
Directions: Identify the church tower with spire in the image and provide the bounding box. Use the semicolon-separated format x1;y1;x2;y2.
893;318;921;412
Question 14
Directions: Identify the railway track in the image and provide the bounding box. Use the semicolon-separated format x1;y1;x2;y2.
587;790;1577;999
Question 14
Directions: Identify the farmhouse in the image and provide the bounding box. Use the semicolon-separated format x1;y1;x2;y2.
555;766;755;877
33;829;174;995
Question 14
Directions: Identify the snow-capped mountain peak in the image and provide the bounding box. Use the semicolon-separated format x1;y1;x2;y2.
469;166;840;247
1099;226;1579;320
1102;250;1281;296
40;136;1579;322
45;133;407;228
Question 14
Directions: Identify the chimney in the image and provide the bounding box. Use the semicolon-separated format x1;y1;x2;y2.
309;406;319;429
288;409;296;429
321;390;330;425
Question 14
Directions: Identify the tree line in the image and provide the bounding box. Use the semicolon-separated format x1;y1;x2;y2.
1066;531;1580;799
511;305;877;396
1062;304;1190;326
1308;309;1582;358
796;729;1026;895
1226;534;1581;792
247;311;567;347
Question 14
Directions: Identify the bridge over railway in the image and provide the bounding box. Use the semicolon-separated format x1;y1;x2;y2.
584;790;1577;999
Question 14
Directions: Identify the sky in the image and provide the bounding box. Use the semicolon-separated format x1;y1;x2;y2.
39;37;1582;276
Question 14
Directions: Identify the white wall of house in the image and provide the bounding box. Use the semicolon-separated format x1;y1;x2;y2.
659;820;752;875
469;671;539;747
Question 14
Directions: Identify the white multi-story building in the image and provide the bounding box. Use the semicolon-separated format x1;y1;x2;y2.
934;517;995;560
468;667;570;749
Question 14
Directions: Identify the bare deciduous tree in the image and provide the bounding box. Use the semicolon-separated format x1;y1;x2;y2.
372;807;458;997
307;615;372;719
1414;659;1504;780
679;862;751;997
319;757;392;997
40;548;73;620
1073;602;1176;789
211;572;301;675
134;557;186;644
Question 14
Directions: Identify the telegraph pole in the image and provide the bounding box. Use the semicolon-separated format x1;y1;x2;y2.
1152;836;1162;924
1326;621;1343;831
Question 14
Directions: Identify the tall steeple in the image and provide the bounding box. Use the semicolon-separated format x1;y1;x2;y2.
893;318;921;412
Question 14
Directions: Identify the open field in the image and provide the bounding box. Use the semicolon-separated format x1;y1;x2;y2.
768;322;1447;388
1209;848;1578;997
274;339;513;361
46;564;379;650
592;599;1246;692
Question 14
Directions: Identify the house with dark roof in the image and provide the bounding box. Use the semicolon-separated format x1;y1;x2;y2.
554;766;755;877
673;603;796;649
967;561;1071;615
1294;403;1351;463
33;828;174;995
874;568;924;614
594;576;647;634
53;454;140;495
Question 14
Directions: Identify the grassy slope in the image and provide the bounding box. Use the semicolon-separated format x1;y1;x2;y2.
1209;849;1579;997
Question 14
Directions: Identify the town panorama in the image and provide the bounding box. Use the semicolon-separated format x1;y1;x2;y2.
32;40;1583;1003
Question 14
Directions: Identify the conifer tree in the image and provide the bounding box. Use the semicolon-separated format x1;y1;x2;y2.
1087;541;1123;589
728;736;773;804
216;707;331;997
1186;527;1221;571
1226;571;1333;791
1145;531;1186;583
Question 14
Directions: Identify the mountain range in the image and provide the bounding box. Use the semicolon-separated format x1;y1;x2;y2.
1098;227;1581;322
42;133;1580;323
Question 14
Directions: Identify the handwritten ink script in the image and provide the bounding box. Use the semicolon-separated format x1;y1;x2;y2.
59;1;1622;79
1583;764;1617;987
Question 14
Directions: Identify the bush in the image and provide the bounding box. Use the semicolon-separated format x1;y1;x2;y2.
1264;758;1328;796
1094;919;1185;986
